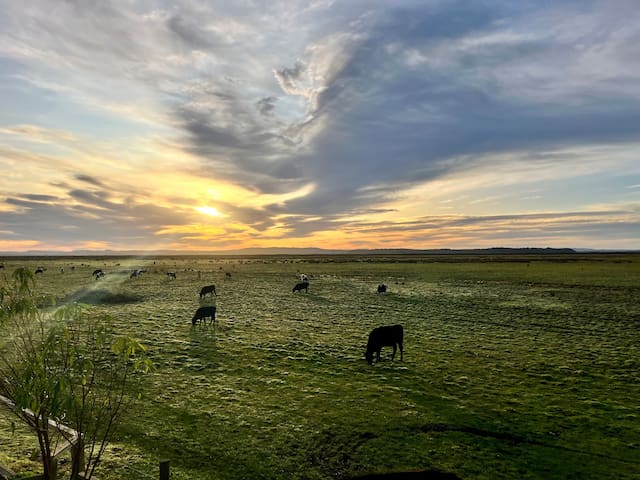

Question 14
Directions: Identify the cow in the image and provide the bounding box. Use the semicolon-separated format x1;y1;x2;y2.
199;285;217;298
192;306;216;325
35;267;45;275
292;281;309;293
225;272;232;280
377;284;387;294
167;271;177;279
365;325;404;365
93;269;103;278
130;269;147;279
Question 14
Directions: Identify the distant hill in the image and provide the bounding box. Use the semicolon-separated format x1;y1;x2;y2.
343;247;579;255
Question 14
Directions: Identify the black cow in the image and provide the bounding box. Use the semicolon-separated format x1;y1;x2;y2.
292;281;309;293
192;306;216;325
365;325;404;365
167;271;177;279
93;269;104;279
199;285;217;298
35;267;45;275
377;284;387;294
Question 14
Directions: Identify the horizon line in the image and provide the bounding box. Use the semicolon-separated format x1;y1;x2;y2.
2;246;639;258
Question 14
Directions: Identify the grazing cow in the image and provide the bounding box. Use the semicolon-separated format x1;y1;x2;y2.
377;284;387;294
292;281;309;293
365;324;404;365
167;271;177;279
192;306;216;325
199;285;217;298
225;272;232;280
93;269;104;279
35;267;45;275
130;269;146;279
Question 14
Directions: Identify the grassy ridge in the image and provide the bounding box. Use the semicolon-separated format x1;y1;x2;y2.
1;254;639;479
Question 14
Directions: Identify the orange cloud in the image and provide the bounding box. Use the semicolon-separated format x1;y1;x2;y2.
0;239;42;251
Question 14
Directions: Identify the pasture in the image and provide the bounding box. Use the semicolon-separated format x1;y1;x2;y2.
1;254;639;479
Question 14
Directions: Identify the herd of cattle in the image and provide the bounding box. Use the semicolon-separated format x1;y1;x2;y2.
24;265;403;366
192;275;402;365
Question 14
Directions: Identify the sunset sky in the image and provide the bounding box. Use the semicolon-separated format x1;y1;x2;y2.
1;0;639;253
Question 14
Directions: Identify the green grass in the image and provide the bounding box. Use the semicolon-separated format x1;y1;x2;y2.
1;254;639;479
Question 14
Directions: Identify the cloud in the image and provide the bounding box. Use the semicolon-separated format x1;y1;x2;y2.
0;124;77;143
256;97;277;116
267;1;640;215
75;175;105;187
274;62;307;96
0;185;202;250
1;0;640;250
166;14;221;50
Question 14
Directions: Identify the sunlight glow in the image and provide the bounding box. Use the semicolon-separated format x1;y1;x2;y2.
195;206;225;217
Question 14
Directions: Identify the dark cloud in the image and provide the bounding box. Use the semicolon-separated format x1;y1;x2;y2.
173;3;636;220
273;62;306;94
174;95;307;195
256;96;277;116
0;187;199;248
182;120;245;150
74;174;105;187
20;194;59;202
160;0;640;226
167;14;223;50
68;189;113;209
5;197;47;208
265;1;640;217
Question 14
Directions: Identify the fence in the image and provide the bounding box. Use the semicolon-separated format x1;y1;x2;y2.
1;394;174;480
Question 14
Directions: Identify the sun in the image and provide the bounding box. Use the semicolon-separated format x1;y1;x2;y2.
195;206;224;217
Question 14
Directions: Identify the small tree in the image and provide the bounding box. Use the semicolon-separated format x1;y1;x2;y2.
0;268;151;480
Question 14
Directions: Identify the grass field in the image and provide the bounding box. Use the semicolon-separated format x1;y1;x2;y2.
1;254;639;479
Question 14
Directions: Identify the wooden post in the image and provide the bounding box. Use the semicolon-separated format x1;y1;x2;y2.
50;458;58;480
70;437;85;478
159;460;170;480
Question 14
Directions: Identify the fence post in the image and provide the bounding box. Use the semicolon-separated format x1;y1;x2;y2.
159;460;170;480
50;458;58;480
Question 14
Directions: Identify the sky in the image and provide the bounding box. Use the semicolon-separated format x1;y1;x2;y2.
1;0;639;253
